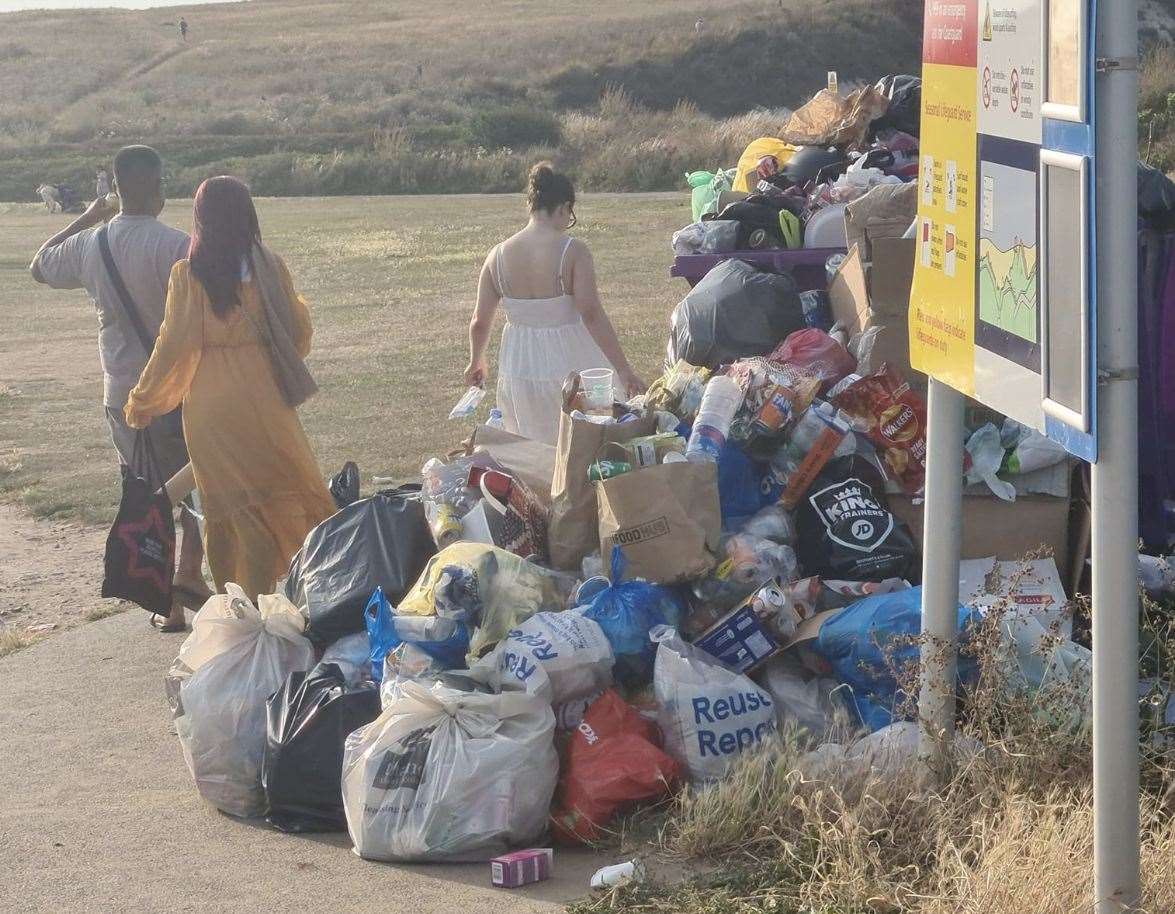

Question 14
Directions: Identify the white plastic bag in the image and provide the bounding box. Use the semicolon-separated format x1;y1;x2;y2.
166;584;316;817
470;610;614;704
342;679;558;861
651;626;777;782
320;631;373;686
997;612;1091;735
756;655;844;740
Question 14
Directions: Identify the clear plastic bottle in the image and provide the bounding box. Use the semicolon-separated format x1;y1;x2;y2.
685;375;742;462
827;70;839;96
486;407;504;429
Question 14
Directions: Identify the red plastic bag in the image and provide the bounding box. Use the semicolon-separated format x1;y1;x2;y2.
830;364;928;494
768;329;856;391
550;690;681;844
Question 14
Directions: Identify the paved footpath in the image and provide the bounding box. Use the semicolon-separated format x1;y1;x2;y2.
0;612;611;914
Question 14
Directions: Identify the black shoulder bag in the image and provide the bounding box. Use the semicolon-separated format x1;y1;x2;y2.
97;225;177;616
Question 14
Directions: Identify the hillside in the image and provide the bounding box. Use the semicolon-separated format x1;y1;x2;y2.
0;0;925;199
0;0;1170;201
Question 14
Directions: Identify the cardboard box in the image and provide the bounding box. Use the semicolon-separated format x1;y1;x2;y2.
694;602;783;673
828;240;917;382
890;492;1073;584
491;848;554;888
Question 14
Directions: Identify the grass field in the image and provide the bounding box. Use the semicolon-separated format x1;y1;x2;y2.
0;192;686;522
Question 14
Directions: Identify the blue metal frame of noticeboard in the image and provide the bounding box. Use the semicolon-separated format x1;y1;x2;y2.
1040;0;1098;462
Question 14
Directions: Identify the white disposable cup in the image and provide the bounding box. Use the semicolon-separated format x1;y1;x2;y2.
579;368;615;413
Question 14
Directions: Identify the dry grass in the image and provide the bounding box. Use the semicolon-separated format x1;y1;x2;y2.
82;603;127;623
0;626;42;659
572;570;1175;914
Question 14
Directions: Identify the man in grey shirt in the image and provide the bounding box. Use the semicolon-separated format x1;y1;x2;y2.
31;145;210;631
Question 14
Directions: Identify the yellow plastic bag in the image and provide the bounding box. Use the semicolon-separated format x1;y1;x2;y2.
732;138;797;193
396;542;577;663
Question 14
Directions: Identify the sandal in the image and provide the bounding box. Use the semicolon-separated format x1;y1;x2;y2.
150;613;188;634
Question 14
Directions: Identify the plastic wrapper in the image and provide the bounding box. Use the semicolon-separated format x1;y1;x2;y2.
830;365;928;494
767;328;856;391
769;400;854;509
796;455;917;581
809;586;981;732
550;690;681;843
755;655;847;742
582;548;686;687
319;631;373;686
692;534;798;614
964;423;1016;501
999;419;1069;476
727;357;820;449
469;609;614;704
166;586;317;817
643;360;711;422
284;489;436;647
651;626;777;782
342;680;558;861
671;221;707;255
448;385;486;420
262;662;382;833
394;543;577;665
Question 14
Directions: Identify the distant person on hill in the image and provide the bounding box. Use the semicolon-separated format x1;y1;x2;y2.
178;17;188;42
95;167;110;200
29;145;209;632
464;162;646;444
123;176;335;601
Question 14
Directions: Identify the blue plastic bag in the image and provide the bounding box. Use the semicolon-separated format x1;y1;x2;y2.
363;587;469;682
717;441;782;530
582;548;686;686
812;586;982;732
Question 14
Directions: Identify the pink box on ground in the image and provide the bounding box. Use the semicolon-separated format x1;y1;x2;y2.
490;848;554;888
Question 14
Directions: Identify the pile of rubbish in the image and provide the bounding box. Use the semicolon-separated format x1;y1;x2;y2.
159;72;1175;889
677;74;921;257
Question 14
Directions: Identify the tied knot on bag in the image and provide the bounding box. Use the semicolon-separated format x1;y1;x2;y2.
246;243;318;409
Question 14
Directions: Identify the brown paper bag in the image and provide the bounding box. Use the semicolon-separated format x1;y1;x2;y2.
469;425;557;505
548;380;657;570
597;461;721;585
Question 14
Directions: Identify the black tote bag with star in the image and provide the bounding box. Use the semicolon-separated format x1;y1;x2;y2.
101;429;175;615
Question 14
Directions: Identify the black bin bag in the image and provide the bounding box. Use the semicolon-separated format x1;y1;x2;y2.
262;662;381;832
669;259;803;369
284;487;435;647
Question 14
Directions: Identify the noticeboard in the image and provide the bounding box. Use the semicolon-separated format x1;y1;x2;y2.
910;0;1097;460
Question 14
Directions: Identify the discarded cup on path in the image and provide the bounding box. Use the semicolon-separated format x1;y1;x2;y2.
591;858;646;889
579;368;615;415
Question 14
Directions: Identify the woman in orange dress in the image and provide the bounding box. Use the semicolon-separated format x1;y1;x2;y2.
125;176;334;600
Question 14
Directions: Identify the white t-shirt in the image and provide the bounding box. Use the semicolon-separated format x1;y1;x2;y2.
35;214;189;409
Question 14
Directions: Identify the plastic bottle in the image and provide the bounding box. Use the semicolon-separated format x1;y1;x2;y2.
486;407;504;429
686;375;742;463
827;71;839;96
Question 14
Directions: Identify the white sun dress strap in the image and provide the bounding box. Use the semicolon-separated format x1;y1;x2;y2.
556;237;573;296
493;243;511;298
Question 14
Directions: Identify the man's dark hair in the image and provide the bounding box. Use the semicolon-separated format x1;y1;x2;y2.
112;145;162;195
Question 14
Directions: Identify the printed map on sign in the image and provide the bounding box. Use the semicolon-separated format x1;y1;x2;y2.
978;159;1037;345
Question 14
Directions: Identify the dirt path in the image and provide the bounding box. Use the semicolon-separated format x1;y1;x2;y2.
0;504;111;650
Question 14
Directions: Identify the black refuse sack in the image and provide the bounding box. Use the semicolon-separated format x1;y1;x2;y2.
1138;162;1175;232
284;486;435;648
872;75;922;138
262;662;381;832
328;460;361;509
797;455;917;581
669;259;804;369
101;430;175;616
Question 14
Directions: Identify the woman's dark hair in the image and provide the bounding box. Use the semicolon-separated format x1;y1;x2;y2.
189;176;261;318
526;161;575;215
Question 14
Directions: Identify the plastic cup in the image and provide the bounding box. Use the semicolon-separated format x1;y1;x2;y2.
579;368;615;415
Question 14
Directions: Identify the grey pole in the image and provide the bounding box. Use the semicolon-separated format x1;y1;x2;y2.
917;377;965;777
1091;0;1140;908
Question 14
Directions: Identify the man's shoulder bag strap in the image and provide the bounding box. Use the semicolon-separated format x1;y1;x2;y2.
97;224;155;355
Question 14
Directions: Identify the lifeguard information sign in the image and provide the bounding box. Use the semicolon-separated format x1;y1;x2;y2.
910;0;1097;460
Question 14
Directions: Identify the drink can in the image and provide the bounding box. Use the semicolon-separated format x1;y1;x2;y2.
432;504;462;547
588;459;632;482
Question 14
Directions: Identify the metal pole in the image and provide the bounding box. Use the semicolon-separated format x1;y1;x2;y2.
1091;0;1140;907
917;377;965;778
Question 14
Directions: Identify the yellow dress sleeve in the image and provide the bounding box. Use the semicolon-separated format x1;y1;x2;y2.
124;261;204;429
274;253;313;358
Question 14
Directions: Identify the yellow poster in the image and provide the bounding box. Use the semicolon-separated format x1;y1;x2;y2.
909;61;978;394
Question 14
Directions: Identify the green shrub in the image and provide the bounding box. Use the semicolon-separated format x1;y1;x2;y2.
463;105;562;151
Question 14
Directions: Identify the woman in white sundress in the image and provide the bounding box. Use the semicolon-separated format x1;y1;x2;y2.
464;162;646;444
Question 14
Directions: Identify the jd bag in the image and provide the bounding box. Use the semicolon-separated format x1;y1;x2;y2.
597;461;721;585
101;429;176;616
548;377;657;570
